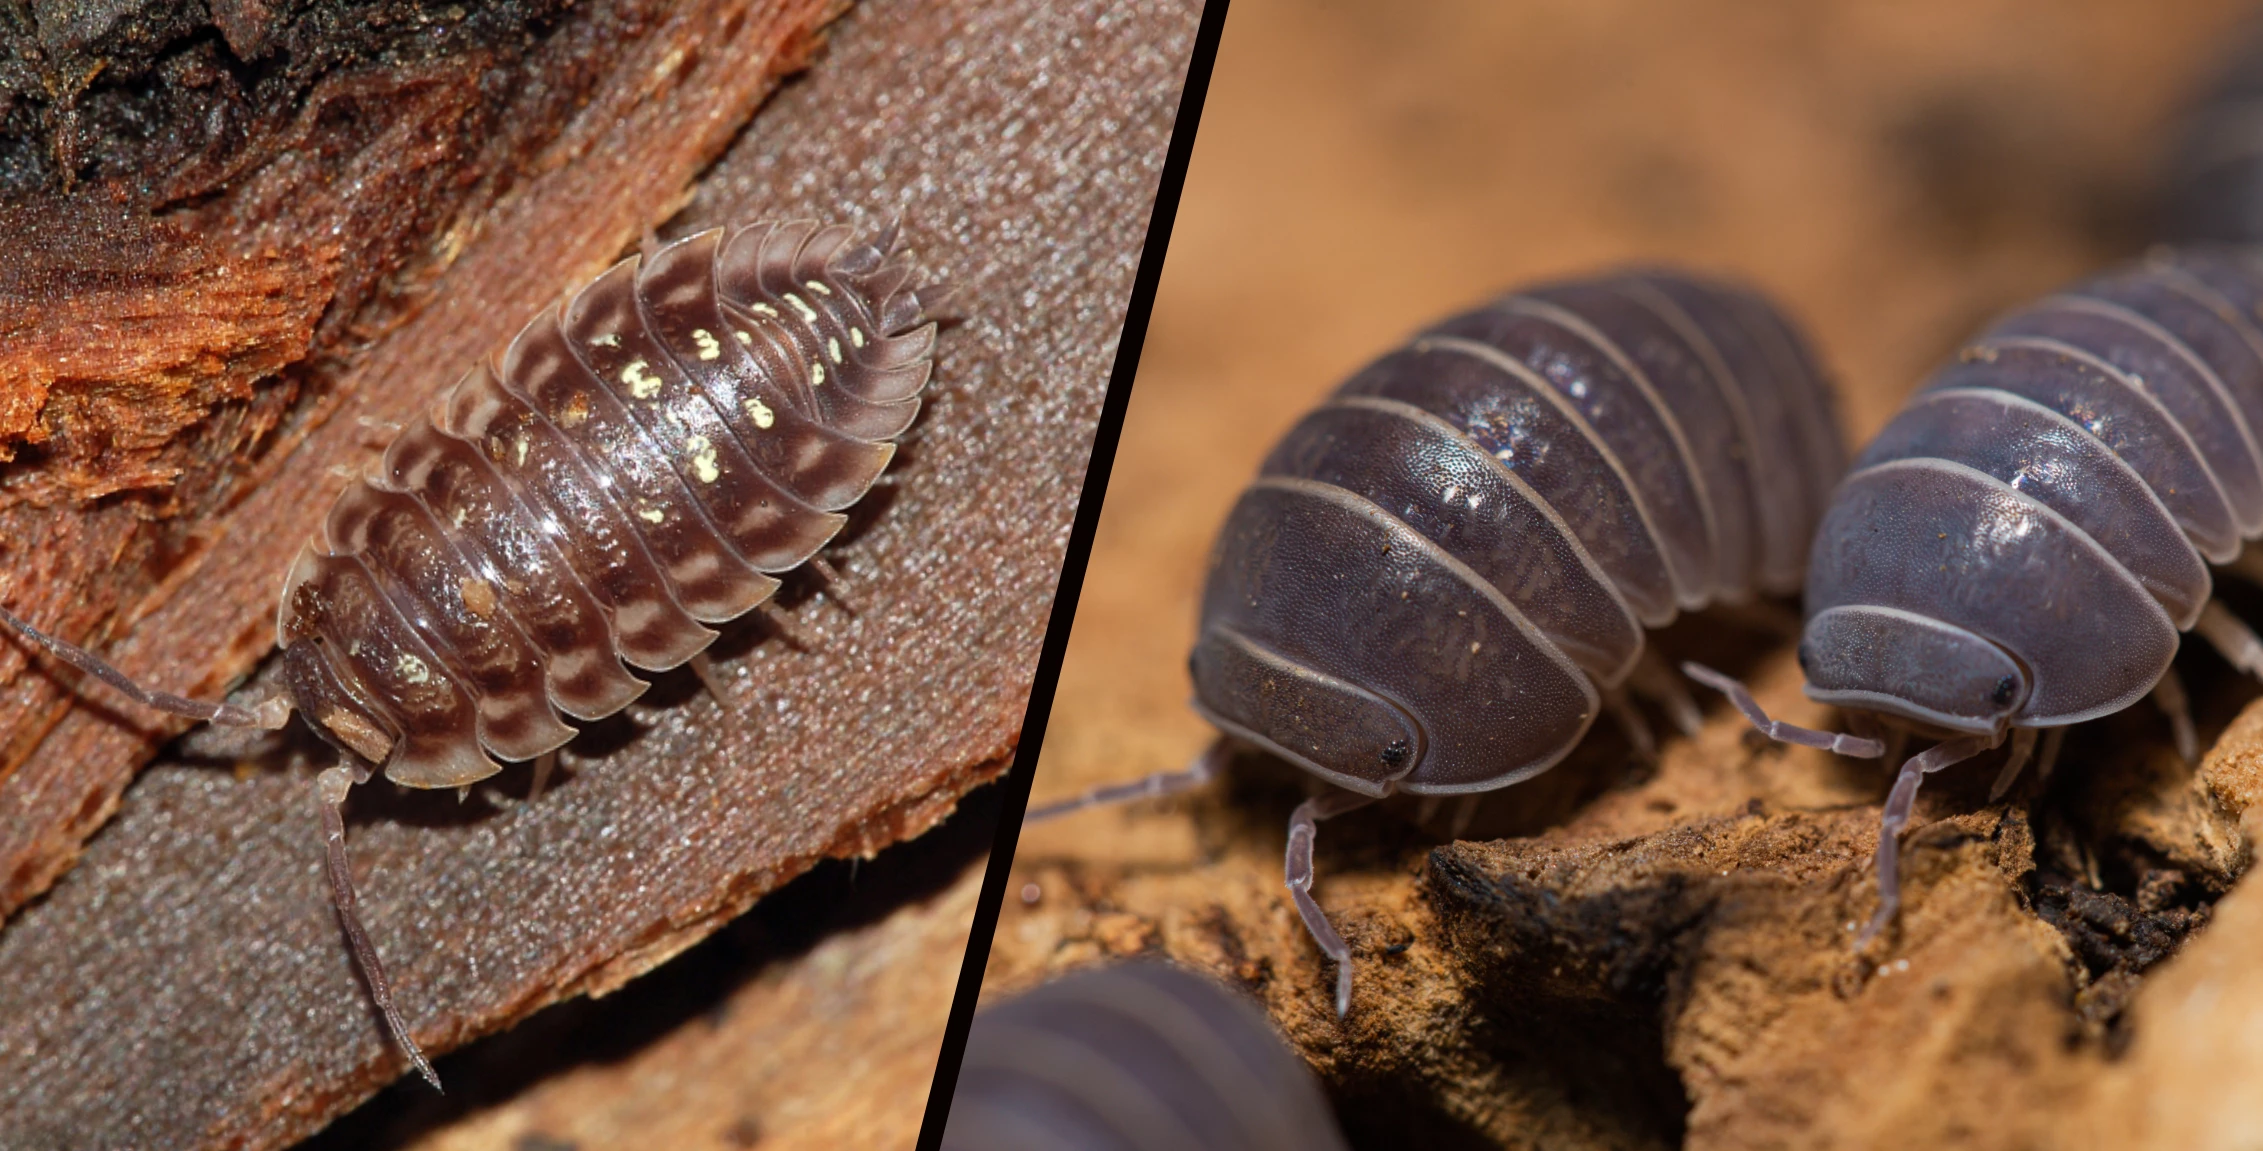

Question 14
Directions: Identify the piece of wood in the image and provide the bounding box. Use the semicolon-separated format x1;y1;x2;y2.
0;0;1199;1145
302;787;1002;1151
990;0;2262;1147
0;0;844;920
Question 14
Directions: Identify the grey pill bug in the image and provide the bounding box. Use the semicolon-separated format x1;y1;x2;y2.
943;961;1350;1151
2162;18;2263;246
1696;246;2263;946
1036;266;1866;1016
0;218;939;1088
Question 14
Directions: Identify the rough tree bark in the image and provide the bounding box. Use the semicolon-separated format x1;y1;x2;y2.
0;0;1200;1146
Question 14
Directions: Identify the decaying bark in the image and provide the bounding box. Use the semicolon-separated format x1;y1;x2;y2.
0;0;1197;1145
1001;652;2259;1151
0;0;844;923
991;2;2263;1148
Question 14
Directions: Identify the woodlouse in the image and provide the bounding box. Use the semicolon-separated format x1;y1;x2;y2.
1696;247;2263;943
1038;267;1863;1014
2163;19;2263;246
0;218;938;1087
944;961;1350;1151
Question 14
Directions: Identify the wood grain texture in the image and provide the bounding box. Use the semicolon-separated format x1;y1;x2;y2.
303;788;1002;1151
0;0;1199;1145
0;0;843;922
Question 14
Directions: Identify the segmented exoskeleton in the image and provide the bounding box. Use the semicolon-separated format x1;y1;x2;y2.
0;218;939;1086
1037;267;1862;1015
1703;248;2263;945
944;961;1351;1151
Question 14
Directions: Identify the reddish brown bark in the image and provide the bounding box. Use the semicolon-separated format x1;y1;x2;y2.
0;0;843;924
0;0;1193;1145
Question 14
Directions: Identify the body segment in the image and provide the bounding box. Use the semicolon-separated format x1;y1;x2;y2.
1178;267;1853;1013
1719;248;2263;945
281;220;934;787
1803;250;2263;736
0;218;941;1086
1193;269;1849;798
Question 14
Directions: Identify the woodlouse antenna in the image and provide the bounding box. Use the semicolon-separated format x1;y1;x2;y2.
1024;738;1227;823
1681;662;1886;758
0;606;292;730
317;765;441;1091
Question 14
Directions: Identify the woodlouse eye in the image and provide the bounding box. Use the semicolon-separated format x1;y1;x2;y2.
1379;738;1410;767
1991;676;2018;706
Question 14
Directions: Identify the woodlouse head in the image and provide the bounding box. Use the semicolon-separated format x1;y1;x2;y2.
1797;604;2029;735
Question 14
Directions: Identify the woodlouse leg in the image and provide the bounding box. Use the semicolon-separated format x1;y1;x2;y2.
1286;787;1385;1017
316;764;441;1091
2036;728;2067;787
1682;662;1886;757
354;415;404;445
1603;686;1658;764
760;604;820;653
1629;649;1703;737
806;556;862;617
1445;794;1482;841
1025;739;1226;823
1987;727;2039;802
2195;598;2263;680
1857;734;1995;948
688;653;734;708
529;750;559;803
0;605;292;729
2151;666;2200;765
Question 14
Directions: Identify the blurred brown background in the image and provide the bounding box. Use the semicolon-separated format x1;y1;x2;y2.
1034;0;2252;819
992;1;2263;1148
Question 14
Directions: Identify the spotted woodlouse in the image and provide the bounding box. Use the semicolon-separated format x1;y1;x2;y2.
1036;267;1865;1015
0;218;939;1087
944;961;1350;1151
1694;247;2263;944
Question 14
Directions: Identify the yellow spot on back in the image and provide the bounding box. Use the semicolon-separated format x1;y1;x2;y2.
622;359;661;399
805;280;833;296
827;337;842;364
559;392;591;428
592;333;620;349
692;329;722;361
514;433;530;466
746;397;775;429
734;329;753;344
397;652;432;685
810;361;825;387
686;435;720;483
849;327;865;348
460;577;498;617
749;302;780;317
784;293;818;322
638;506;665;524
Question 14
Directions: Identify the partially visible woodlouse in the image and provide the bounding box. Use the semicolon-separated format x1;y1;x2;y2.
1699;247;2263;943
943;961;1350;1151
2162;19;2263;245
1038;267;1865;1015
0;218;939;1087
